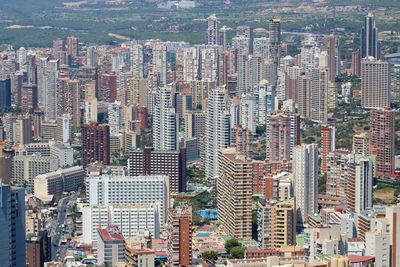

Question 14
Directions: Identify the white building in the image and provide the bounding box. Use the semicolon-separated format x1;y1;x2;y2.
88;174;169;225
201;47;218;82
205;86;230;184
84;97;98;124
365;231;390;267
108;101;122;137
83;204;159;246
293;144;318;226
152;43;167;85
130;43;144;78
153;85;178;151
240;93;257;133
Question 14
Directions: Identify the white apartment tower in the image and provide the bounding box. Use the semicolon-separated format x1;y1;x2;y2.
293;144;319;226
205;86;230;184
131;43;144;78
153;85;178;151
108;101;122;137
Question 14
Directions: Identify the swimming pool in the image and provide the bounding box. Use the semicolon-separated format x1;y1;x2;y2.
198;209;218;219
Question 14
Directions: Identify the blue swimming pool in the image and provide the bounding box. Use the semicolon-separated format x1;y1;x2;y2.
196;232;211;237
198;209;218;219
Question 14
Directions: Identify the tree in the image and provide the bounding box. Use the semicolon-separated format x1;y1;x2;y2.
230;246;245;259
202;251;218;263
224;239;241;254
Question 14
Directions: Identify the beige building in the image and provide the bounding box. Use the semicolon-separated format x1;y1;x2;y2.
361;57;390;109
34;166;85;201
353;133;370;156
127;77;147;107
12;154;58;186
370;108;395;178
217;147;253;240
257;198;296;249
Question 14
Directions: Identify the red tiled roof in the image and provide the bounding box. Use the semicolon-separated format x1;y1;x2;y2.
348;255;375;263
98;228;124;241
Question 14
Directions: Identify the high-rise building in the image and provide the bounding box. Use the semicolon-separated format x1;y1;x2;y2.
207;14;218;45
353;133;370;156
266;110;300;162
345;155;373;213
361;12;379;59
99;73;117;103
217;147;252;239
370;108;395;178
21;83;38;113
129;147;187;193
257;198;296;249
86;46;96;67
81;123;110;167
108;101;122;137
201;47;218;82
131;44;144;78
386;206;400;267
324;35;339;82
269;18;281;66
321;125;335;174
67;36;78;58
0;183;25;267
167;206;192;267
56;78;80;127
352;50;361;77
26;230;51;267
326;150;351;199
205;86;230;184
152;43;167;86
153;86;178;151
13;115;32;145
84;97;98;124
88;174;169;226
37;58;59;121
127;77;148;107
293;144;318;226
361;58;390;109
0;78;11;110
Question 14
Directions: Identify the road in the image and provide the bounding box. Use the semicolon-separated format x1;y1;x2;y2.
51;194;75;260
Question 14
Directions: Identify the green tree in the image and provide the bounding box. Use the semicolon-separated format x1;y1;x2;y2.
225;239;241;254
202;251;218;263
230;246;245;259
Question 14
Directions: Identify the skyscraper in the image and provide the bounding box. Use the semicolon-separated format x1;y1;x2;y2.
130;43;144;78
269;18;281;66
361;57;390;109
257;198;296;249
346;155;373;213
266;110;300;162
99;73;117;103
361;12;379;59
207;14;218;45
217;147;253;240
81;123;110;167
321;125;335;174
0;182;25;267
153;85;179;151
108;101;122;137
167;206;192;267
205;86;230;184
0;78;11;110
152;43;167;86
293;144;318;226
370;108;395;178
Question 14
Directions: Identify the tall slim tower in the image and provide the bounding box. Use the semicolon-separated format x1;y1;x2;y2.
153;85;178;151
130;43;144;78
361;12;378;59
108;101;122;137
205;86;230;184
152;43;167;86
321;125;335;174
269;18;281;66
167;206;192;267
293;144;318;226
207;14;218;45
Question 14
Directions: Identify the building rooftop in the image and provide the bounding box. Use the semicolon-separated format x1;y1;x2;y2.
98;227;124;242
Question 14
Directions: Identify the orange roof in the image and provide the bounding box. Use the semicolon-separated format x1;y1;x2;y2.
348;255;375;263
